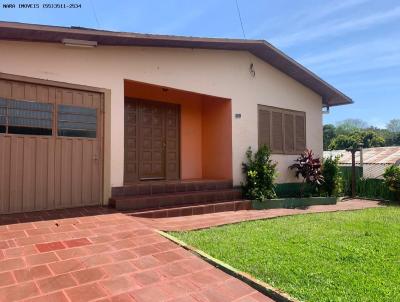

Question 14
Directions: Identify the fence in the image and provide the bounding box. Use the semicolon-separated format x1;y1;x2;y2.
339;164;398;201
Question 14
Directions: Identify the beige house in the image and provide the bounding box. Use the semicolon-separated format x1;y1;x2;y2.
0;22;351;214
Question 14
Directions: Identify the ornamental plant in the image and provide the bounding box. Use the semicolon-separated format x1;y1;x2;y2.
321;155;344;197
383;165;400;201
289;149;324;197
242;145;278;202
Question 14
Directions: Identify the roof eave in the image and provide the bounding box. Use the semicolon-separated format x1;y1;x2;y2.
0;21;352;107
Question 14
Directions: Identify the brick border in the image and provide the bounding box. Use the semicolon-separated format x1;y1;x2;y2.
158;231;300;302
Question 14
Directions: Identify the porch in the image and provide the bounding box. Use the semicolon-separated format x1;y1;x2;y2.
109;80;243;216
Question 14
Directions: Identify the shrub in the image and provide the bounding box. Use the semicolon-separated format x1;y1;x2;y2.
289;149;324;197
321;156;344;197
242;146;278;202
383;165;400;201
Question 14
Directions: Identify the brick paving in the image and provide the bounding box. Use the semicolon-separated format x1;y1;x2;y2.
0;207;274;302
137;199;382;231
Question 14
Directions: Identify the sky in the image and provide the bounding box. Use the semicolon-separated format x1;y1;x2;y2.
0;0;399;128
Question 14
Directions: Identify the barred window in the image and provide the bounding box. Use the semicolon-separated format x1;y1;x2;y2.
57;105;97;138
0;98;53;136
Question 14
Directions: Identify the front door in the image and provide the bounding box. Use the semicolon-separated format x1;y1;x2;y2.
124;98;180;183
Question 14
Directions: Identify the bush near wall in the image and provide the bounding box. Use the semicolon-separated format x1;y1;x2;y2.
356;178;397;201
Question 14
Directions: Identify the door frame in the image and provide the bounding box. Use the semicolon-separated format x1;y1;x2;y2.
0;72;110;207
124;97;181;183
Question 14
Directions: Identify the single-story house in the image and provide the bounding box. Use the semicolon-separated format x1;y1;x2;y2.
0;22;352;214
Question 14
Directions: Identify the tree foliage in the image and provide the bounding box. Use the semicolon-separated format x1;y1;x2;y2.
336;118;368;134
386;119;400;133
323;119;399;150
323;124;336;150
328;130;385;150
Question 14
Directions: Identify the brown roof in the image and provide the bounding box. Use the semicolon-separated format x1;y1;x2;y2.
324;147;400;165
0;21;352;107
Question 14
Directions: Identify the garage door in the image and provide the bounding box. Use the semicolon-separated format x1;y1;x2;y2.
0;78;103;214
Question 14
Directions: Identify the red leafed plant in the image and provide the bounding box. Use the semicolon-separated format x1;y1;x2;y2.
289;149;324;197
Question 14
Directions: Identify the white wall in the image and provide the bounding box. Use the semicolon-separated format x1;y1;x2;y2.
0;40;323;190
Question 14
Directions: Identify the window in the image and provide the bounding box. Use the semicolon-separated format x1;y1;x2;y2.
258;105;306;154
0;99;6;133
0;98;53;136
57;105;97;138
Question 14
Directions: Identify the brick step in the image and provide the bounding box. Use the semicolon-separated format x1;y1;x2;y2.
126;200;252;218
110;188;242;211
111;179;233;197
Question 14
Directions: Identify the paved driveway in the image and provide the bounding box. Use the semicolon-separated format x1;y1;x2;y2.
0;207;273;302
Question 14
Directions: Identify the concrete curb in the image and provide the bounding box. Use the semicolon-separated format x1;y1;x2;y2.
158;230;301;302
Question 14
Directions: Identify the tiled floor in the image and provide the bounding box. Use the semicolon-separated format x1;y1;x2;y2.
0;207;274;302
137;199;382;231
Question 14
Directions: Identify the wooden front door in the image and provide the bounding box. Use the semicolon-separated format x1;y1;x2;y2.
124;98;180;183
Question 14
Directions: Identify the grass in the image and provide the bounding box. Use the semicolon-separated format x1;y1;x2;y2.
171;207;400;302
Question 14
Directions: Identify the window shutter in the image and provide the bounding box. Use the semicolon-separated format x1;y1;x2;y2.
258;109;270;148
284;113;295;153
295;114;306;152
271;111;284;153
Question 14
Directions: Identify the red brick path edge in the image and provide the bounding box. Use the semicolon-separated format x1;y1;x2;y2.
158;231;300;302
137;199;382;231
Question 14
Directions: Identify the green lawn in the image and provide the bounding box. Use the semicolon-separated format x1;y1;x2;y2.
171;207;400;302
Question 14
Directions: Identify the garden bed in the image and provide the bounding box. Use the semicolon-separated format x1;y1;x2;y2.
251;196;338;210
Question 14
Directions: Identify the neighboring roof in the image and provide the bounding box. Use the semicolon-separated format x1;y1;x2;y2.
324;147;400;165
0;21;352;107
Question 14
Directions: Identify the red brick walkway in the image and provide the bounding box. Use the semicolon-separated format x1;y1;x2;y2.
137;199;382;231
0;207;273;302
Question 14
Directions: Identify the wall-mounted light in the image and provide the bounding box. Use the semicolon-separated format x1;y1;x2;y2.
249;63;256;78
322;106;330;114
62;38;98;48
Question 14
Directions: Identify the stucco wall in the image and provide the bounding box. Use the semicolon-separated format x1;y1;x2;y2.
0;40;323;194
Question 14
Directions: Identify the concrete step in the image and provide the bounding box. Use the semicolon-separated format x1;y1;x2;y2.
110;188;242;211
111;179;233;197
126;200;252;218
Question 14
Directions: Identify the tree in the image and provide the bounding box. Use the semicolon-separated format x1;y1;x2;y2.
328;134;360;150
328;130;385;150
361;130;385;148
336;119;369;135
386;119;400;133
323;124;336;150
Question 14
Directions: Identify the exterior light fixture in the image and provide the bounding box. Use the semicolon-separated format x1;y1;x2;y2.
62;38;98;48
322;106;330;114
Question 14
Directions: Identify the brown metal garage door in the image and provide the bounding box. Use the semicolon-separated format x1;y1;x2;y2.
0;78;103;214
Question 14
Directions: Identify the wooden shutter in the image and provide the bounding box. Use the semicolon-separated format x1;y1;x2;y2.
284;113;295;153
271;111;284;153
258;105;306;154
295;114;306;152
258;108;270;148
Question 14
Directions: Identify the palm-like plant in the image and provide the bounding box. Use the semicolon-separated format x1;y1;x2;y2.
289;149;324;197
